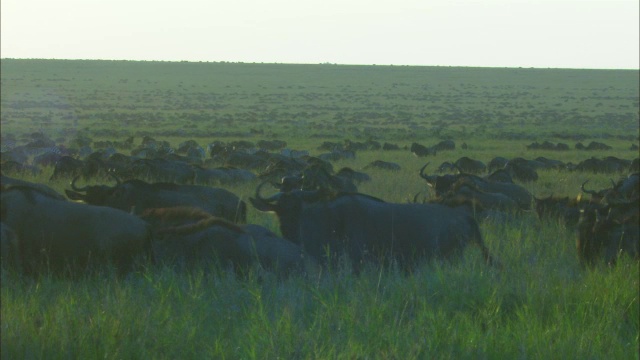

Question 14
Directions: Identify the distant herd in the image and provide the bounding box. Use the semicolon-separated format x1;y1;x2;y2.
1;134;638;276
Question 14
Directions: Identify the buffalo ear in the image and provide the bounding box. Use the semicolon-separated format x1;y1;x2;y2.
64;190;86;201
249;197;276;212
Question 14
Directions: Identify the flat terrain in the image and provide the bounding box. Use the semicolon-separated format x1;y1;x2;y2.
1;60;638;358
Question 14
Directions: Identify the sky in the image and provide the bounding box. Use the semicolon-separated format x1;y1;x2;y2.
1;0;638;69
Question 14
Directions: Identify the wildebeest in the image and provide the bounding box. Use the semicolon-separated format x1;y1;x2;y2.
66;176;247;223
433;140;456;152
1;184;153;274
454;157;487;174
365;160;401;171
1;174;66;201
431;185;522;217
504;158;539;182
420;163;533;210
141;207;307;274
249;183;498;269
410;142;436;157
577;201;639;266
581;174;639;205
534;195;585;227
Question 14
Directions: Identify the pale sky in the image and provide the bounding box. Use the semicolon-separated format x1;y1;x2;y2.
1;0;638;69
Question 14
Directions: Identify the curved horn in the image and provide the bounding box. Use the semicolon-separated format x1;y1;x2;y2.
419;162;438;185
581;180;597;195
255;180;281;203
419;162;430;179
70;175;88;192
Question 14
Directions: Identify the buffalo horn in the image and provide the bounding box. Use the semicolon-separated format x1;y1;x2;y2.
419;162;437;186
255;180;281;203
70;176;88;192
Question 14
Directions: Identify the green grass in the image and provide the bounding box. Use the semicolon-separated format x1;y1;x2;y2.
1;60;639;359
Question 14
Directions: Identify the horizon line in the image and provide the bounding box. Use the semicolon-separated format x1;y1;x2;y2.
2;57;638;71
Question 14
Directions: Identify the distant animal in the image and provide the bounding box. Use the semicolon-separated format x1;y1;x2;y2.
420;163;533;210
1;184;153;275
454;157;487;174
249;182;498;270
65;175;246;223
365;160;401;171
410;142;436;157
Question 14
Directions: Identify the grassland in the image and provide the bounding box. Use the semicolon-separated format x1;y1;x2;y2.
1;59;639;359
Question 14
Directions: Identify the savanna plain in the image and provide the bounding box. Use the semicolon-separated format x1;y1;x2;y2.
1;59;639;358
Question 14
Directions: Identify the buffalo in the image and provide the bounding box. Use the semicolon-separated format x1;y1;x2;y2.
420;163;533;210
577;201;639;266
534;195;585;227
249;183;498;270
411;142;436;157
141;207;308;274
365;160;401;171
454;157;487;174
1;184;153;275
66;176;247;223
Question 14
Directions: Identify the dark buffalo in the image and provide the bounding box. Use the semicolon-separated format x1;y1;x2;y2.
431;185;521;216
1;174;66;200
484;169;514;184
454;157;487;174
1;184;153;274
504;159;539;182
249;183;498;269
534;157;566;170
66;176;247;223
49;156;85;180
411;142;436;157
365;160;401;171
577;201;639;266
433;140;456;152
534;195;584;227
580;174;639;206
437;161;457;173
420;163;533;210
488;156;509;173
382;142;400;151
141;207;307;274
335;167;371;184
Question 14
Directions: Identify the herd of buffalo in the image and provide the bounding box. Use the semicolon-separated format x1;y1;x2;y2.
1;134;638;276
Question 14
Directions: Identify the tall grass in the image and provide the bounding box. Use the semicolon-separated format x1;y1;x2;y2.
3;213;638;358
1;60;638;358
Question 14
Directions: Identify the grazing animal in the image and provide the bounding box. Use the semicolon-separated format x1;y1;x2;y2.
533;195;585;227
141;207;307;274
249;183;498;270
1;184;153;275
577;201;639;266
365;160;401;171
66;175;247;223
454;157;487;174
420;163;533;210
410;142;437;157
